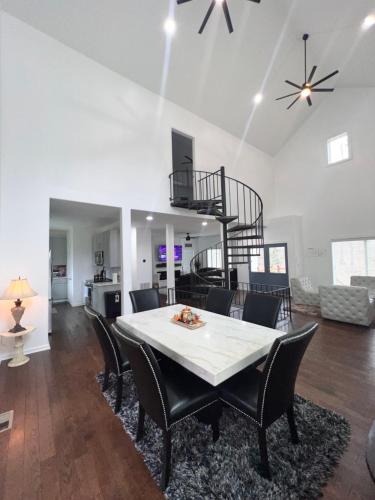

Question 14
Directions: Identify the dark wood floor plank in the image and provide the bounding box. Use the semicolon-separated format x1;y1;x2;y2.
3;367;27;500
23;360;42;500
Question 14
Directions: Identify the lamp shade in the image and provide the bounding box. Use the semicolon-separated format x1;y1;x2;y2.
1;278;37;301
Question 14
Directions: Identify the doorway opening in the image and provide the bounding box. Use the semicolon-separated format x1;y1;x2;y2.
49;199;122;334
171;129;195;203
250;243;289;288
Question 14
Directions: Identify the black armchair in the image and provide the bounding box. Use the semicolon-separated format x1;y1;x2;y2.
112;323;220;490
242;292;282;329
219;322;318;478
84;306;131;413
205;287;235;316
129;288;161;313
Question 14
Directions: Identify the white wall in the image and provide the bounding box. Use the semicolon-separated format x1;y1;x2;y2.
70;225;95;307
0;13;274;360
264;216;304;281
273;88;375;286
134;227;153;289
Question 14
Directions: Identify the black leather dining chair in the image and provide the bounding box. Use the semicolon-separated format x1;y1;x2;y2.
84;306;131;413
111;323;220;490
219;322;319;479
129;288;161;313
205;287;235;316
242;292;282;329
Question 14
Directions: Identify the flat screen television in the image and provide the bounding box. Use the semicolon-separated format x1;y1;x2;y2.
158;245;182;262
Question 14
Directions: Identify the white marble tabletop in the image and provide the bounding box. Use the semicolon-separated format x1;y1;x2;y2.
116;304;284;386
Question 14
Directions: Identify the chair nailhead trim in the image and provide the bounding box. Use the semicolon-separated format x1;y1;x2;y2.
85;307;121;376
220;398;261;427
112;324;169;430
170;399;219;428
259;324;317;427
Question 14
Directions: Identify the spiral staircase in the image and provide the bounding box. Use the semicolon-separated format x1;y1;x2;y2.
169;167;264;292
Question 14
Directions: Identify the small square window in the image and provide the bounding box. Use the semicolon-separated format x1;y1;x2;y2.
327;133;350;165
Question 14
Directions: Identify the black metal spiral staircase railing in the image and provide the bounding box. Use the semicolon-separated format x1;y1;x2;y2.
169;166;264;290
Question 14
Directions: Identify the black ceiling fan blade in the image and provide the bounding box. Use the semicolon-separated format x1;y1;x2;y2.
248;0;261;2
287;95;301;110
198;1;216;34
311;88;334;92
307;65;317;84
222;1;234;34
276;91;301;101
285;80;303;90
311;70;339;89
177;0;192;3
307;96;312;107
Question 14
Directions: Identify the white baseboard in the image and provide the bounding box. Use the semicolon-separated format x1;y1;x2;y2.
0;343;51;363
68;300;85;308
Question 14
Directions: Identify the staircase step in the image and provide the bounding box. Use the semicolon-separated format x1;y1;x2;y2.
198;269;225;276
227;224;257;233
197;208;223;216
216;215;238;224
171;200;190;208
188;200;222;210
204;278;225;284
228;254;254;258
227;235;262;241
228;245;265;249
228;261;251;265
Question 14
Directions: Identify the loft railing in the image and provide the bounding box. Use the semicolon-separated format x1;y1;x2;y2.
169;168;263;230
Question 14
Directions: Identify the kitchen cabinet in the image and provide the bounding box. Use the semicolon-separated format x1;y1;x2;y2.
109;228;121;268
51;236;67;266
93;228;121;269
52;278;68;302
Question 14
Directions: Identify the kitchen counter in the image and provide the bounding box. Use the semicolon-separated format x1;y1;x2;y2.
91;283;121;317
92;281;120;287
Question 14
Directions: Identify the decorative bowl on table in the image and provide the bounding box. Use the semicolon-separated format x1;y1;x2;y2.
171;306;206;330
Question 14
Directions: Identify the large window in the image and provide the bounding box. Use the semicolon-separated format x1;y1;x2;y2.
332;239;375;285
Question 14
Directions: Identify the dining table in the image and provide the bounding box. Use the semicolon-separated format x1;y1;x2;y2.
116;304;285;386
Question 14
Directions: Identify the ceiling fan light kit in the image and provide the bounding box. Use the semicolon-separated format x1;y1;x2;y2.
276;33;339;110
176;0;261;34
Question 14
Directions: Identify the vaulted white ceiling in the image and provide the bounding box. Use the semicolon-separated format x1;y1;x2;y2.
3;0;375;155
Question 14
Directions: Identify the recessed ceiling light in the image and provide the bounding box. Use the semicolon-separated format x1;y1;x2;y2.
253;93;263;105
164;17;177;36
362;15;375;30
146;215;154;221
202;221;208;226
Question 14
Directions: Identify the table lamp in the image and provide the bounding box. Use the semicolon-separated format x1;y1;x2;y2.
1;277;37;333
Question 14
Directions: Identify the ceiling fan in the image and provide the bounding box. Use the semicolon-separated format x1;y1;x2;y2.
276;34;339;110
177;0;261;34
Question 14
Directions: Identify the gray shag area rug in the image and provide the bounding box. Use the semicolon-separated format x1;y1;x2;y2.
97;372;350;499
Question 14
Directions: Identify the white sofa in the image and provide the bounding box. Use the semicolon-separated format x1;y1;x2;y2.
319;285;375;327
290;277;320;306
350;276;375;299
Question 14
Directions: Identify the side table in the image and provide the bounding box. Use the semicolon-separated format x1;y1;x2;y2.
0;326;35;367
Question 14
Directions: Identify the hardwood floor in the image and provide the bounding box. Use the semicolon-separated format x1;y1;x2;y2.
0;303;374;499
